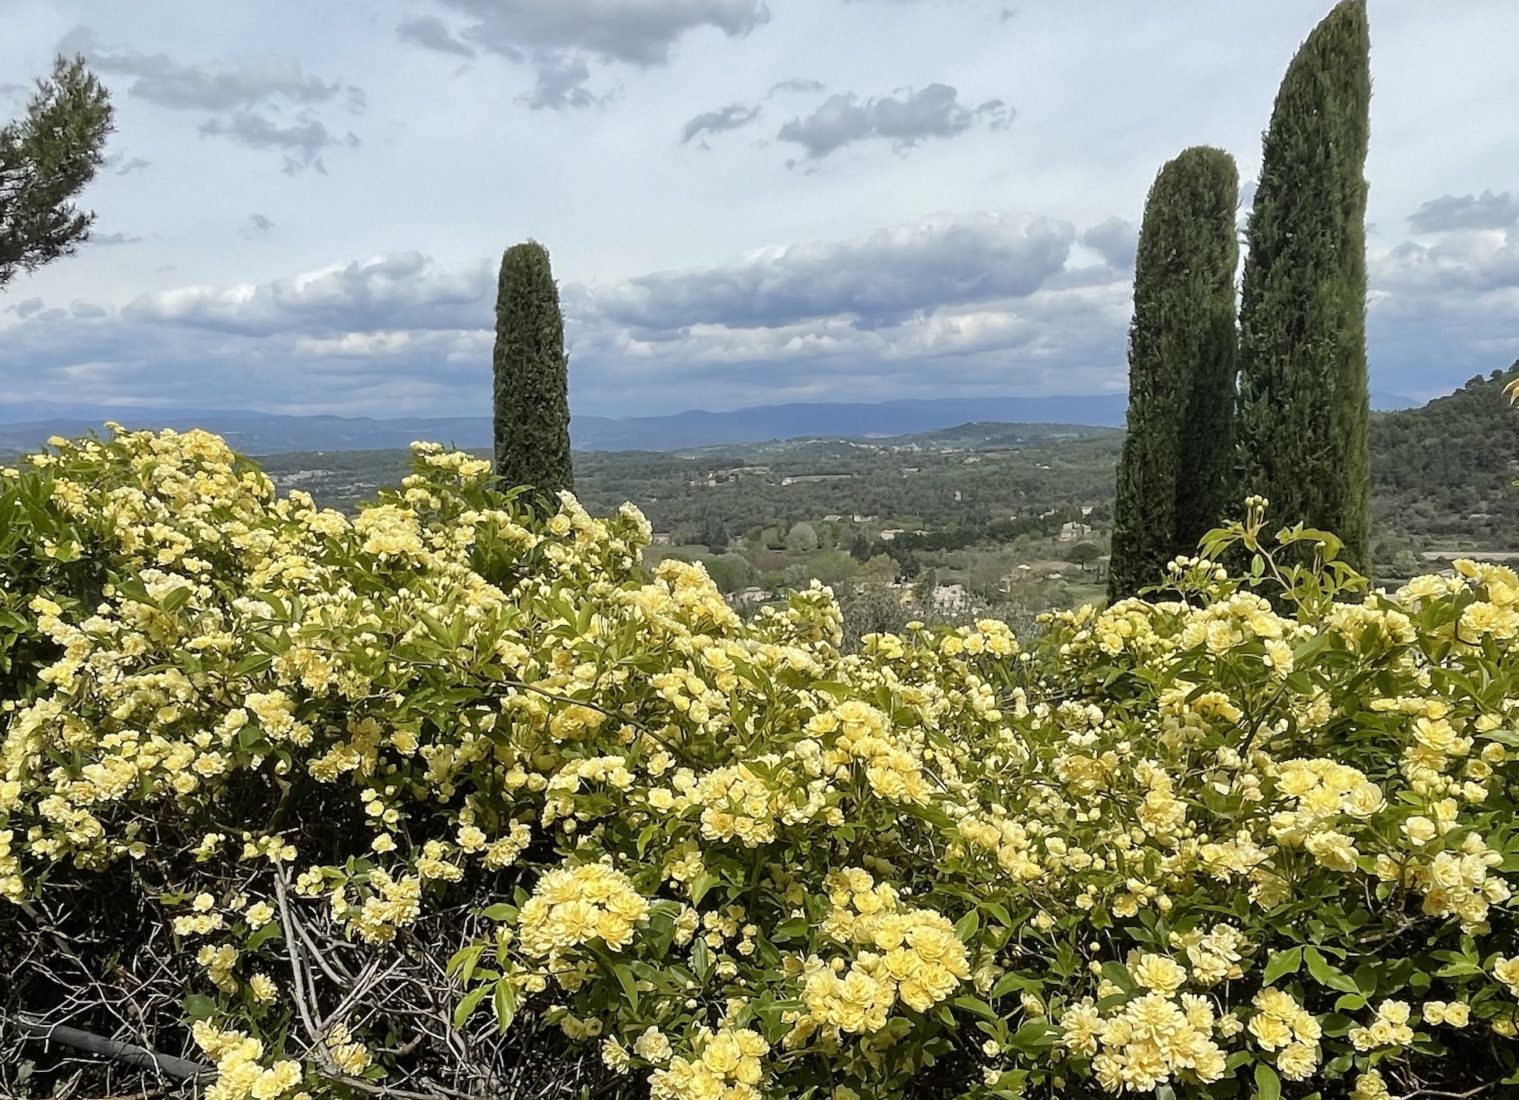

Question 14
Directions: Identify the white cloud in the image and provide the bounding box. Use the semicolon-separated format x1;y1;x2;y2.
122;252;493;337
584;213;1072;332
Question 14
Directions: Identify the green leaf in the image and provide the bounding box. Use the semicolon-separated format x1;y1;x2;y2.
614;964;639;1013
1099;960;1135;993
452;985;490;1031
245;921;282;951
183;993;217;1021
492;978;517;1032
1262;946;1303;985
637;823;661;857
1255;1061;1282;1100
771;916;810;943
951;995;998;1022
1304;946;1359;993
955;909;980;942
982;901;1013;929
1006;1019;1058;1052
159;585;192;612
990;972;1040;999
447;944;485;982
231;651;274;676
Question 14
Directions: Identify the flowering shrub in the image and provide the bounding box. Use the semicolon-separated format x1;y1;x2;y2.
3;427;1519;1099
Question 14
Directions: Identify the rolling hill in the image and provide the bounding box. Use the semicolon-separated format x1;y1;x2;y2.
0;390;1416;457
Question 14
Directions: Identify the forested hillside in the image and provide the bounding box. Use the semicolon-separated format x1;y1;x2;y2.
1371;364;1519;551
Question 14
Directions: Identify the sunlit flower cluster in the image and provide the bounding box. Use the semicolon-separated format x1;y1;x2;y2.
517;861;650;959
797;867;970;1035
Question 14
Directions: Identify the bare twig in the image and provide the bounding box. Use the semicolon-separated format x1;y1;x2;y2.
13;1014;210;1081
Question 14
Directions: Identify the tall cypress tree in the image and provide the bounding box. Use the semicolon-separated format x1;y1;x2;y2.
492;240;573;498
1109;147;1240;600
1238;0;1371;571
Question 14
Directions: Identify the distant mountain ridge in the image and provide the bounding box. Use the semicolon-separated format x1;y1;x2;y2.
0;390;1418;457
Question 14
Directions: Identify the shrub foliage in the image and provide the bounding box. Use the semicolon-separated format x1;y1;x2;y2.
3;430;1519;1100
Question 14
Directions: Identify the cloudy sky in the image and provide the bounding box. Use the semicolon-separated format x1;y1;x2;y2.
1;0;1517;420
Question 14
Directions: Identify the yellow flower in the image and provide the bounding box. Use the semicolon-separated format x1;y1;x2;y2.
1277;1040;1318;1081
1131;953;1187;995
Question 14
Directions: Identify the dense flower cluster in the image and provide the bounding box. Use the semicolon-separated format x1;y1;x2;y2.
517;862;650;958
797;867;970;1036
3;428;1518;1098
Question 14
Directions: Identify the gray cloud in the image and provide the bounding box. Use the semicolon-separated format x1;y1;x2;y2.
1368;232;1519;395
584;213;1073;332
768;78;825;96
777;84;1010;160
1080;217;1138;272
681;103;761;145
9;298;46;318
522;53;599;110
406;0;770;110
103;151;153;176
197;113;352;173
240;213;276;240
429;0;770;65
59;26;341;110
843;0;1016;9
1407;190;1519;234
57;26;359;172
397;15;477;58
92;231;145;246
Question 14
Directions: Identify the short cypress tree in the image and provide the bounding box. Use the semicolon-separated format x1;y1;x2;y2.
1109;147;1240;600
492;240;573;498
1238;0;1371;571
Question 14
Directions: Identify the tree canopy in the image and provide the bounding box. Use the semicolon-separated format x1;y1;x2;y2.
1109;146;1239;598
492;240;574;498
0;55;113;291
1238;0;1373;570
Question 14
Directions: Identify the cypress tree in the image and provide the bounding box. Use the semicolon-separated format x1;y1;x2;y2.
1109;147;1240;600
492;240;573;498
1238;0;1371;571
